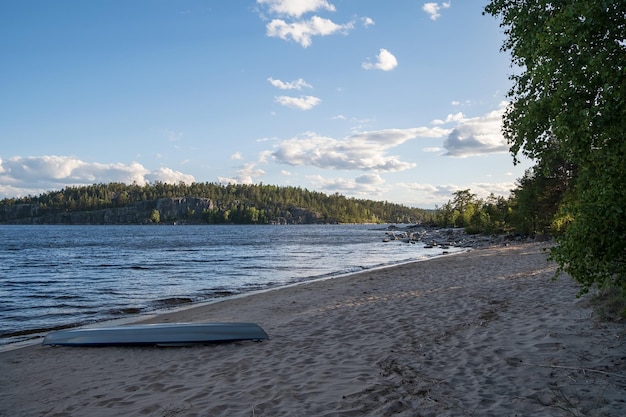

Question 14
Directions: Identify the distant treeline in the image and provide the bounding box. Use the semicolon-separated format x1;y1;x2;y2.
0;182;435;225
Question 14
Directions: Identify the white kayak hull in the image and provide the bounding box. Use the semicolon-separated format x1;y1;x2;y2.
42;322;269;346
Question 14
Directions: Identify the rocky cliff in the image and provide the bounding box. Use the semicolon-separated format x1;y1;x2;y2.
0;198;215;225
0;198;329;225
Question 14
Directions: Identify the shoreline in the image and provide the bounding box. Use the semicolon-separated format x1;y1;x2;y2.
2;242;624;416
0;244;468;351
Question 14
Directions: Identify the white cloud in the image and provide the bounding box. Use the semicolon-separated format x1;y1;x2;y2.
470;181;516;198
442;104;509;157
218;163;265;185
275;95;321;110
258;0;358;47
216;177;237;185
270;127;450;172
266;16;354;47
362;48;398;71
404;180;515;206
263;103;509;183
398;179;514;208
423;147;443;153
0;156;195;198
400;182;455;197
423;2;451;21
231;152;243;160
257;0;336;18
362;17;375;27
396;182;455;208
431;112;466;125
258;149;273;163
451;99;472;107
267;77;312;90
355;173;385;185
308;173;386;197
146;167;195;184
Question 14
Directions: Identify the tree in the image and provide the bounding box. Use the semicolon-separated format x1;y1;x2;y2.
149;209;160;224
485;1;626;294
0;181;435;226
509;155;571;236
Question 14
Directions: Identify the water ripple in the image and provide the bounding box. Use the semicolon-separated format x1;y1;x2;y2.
0;224;459;345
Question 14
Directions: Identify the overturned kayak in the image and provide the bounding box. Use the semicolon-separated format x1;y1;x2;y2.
42;322;269;347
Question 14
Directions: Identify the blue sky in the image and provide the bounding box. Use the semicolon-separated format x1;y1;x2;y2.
0;0;532;208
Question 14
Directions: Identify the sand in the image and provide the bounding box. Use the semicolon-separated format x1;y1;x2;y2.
1;242;625;417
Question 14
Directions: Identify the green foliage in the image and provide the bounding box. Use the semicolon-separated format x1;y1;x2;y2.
484;0;626;165
0;182;434;225
550;160;626;294
435;190;512;235
149;209;160;224
485;0;626;295
508;157;572;236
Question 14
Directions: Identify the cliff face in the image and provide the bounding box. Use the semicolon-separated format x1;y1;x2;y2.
0;198;329;225
0;198;215;225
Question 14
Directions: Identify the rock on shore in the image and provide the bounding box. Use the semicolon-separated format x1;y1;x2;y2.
383;225;542;249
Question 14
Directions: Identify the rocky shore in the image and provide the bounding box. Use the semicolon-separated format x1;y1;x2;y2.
383;224;546;249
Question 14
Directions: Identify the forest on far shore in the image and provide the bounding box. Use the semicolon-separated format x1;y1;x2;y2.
0;182;436;225
0;168;562;239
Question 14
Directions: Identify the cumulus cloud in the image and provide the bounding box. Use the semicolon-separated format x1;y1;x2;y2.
0;155;194;198
432;112;466;125
257;0;336;18
423;2;451;21
270;127;450;172
308;173;386;196
402;181;514;200
362;48;398;71
255;103;510;200
400;182;457;197
267;77;312;90
442;105;509;157
355;173;385;186
275;95;321;110
145;167;195;184
217;163;265;185
470;181;516;198
266;16;354;47
398;180;515;208
257;0;365;47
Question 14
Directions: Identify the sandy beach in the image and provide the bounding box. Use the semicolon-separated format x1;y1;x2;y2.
1;243;625;416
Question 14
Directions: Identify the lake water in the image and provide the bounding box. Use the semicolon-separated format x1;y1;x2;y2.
0;224;460;346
